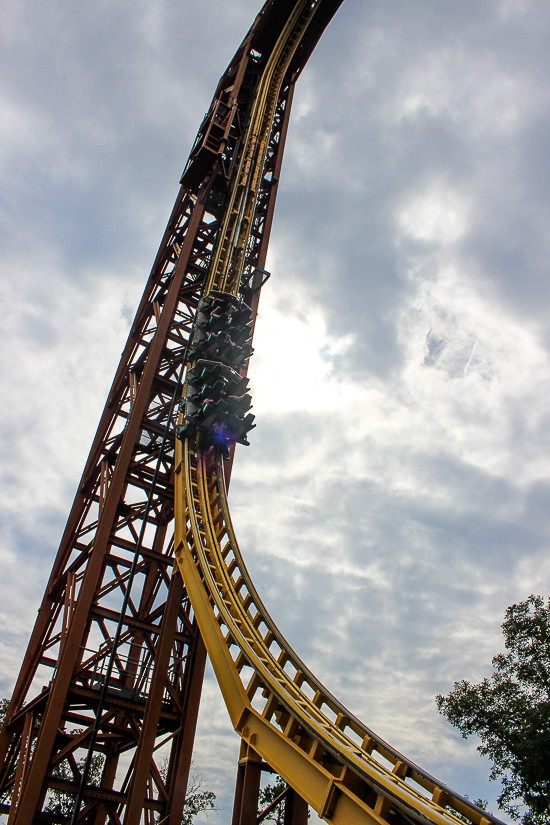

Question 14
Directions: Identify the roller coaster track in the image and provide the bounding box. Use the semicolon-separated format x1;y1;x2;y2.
174;2;505;825
0;1;509;822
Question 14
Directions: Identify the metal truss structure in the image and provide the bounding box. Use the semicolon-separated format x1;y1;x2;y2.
0;2;506;824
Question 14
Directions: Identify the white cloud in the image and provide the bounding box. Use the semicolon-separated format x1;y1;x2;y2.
398;185;470;245
390;47;539;140
2;0;550;819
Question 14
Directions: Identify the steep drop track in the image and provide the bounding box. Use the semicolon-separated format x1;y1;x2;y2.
175;2;504;825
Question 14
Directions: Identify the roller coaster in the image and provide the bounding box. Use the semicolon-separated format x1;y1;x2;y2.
0;1;506;823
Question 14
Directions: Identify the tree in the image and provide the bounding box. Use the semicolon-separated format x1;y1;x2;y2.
155;758;216;824
258;777;310;824
258;776;287;825
0;699;9;727
436;595;550;825
42;753;104;817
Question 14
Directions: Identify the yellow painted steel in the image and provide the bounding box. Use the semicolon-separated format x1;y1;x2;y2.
174;445;498;825
174;3;503;823
206;0;320;296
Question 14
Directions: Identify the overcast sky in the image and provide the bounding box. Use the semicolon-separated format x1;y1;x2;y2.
1;0;550;821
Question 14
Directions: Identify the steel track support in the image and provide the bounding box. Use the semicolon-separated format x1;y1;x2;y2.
230;742;309;825
162;632;208;825
284;788;309;825
231;744;263;825
0;2;346;821
8;196;208;825
123;570;187;824
5;712;32;825
123;571;207;825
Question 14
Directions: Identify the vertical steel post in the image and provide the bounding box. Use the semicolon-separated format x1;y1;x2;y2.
284;788;309;825
231;744;263;825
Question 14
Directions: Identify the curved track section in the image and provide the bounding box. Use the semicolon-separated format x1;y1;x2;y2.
174;2;505;824
174;447;501;825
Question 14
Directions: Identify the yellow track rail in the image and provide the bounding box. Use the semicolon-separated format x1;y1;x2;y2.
174;446;498;825
207;0;321;296
174;3;504;822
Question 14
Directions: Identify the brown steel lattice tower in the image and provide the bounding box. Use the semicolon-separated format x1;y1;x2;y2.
0;1;344;822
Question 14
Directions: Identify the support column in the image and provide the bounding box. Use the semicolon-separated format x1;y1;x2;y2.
6;712;32;825
284;787;308;825
123;571;187;825
166;633;208;825
231;743;263;825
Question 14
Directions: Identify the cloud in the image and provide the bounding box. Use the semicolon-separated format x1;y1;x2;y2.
2;0;550;820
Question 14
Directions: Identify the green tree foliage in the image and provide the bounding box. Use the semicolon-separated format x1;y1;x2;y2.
436;595;550;825
0;698;12;806
43;752;104;817
158;759;217;825
258;776;287;825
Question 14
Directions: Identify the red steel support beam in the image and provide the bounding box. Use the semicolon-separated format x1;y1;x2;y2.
165;634;208;825
284;788;309;825
231;746;263;825
10;198;208;825
0;2;345;821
